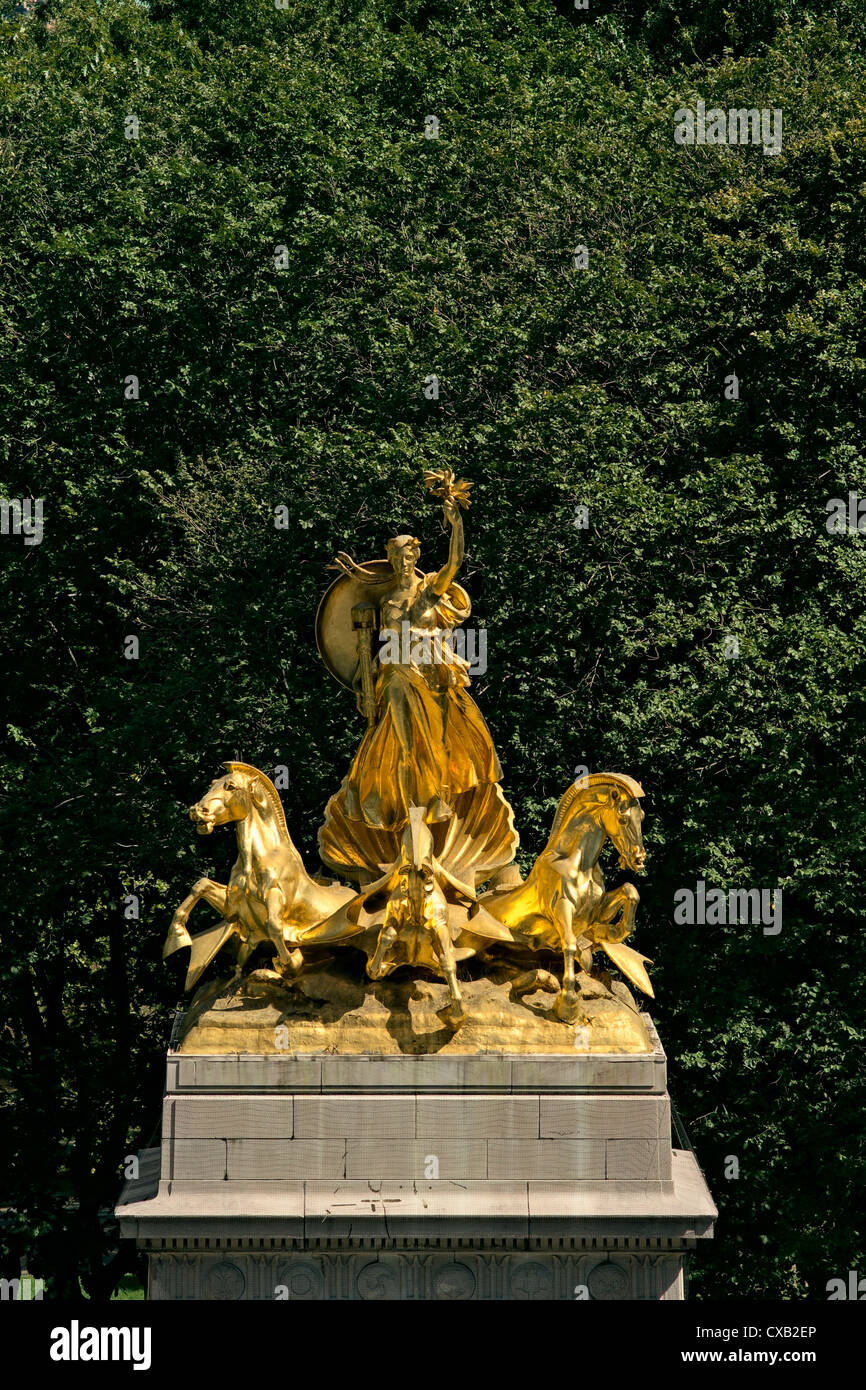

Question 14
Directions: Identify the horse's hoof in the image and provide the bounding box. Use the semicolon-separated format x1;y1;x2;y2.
554;991;581;1024
441;1002;467;1031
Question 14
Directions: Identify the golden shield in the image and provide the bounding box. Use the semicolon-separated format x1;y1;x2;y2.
315;561;470;689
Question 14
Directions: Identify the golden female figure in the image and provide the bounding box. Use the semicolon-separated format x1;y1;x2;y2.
316;473;518;886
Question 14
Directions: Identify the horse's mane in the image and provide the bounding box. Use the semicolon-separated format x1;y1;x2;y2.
546;772;644;850
222;761;290;841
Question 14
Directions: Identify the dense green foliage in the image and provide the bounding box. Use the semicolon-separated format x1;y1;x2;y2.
1;0;864;1299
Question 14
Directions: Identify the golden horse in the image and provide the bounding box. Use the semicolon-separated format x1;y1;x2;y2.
162;762;355;991
477;773;652;1022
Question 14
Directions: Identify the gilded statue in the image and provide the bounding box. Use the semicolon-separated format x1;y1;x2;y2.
165;473;656;1054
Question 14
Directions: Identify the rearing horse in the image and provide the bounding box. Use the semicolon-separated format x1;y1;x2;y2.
478;773;651;1022
163;762;355;991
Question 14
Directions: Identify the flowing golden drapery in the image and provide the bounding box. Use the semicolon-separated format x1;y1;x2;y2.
318;577;517;882
344;647;501;829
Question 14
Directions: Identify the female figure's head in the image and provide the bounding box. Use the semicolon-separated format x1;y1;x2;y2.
387;534;421;587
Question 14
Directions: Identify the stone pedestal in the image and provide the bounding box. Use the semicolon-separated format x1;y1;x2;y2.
117;1017;715;1300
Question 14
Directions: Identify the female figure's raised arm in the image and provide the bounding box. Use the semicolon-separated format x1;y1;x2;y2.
429;496;464;597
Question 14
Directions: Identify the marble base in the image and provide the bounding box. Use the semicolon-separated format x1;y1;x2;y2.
116;1017;716;1300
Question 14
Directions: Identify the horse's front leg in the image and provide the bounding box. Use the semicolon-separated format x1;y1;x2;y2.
163;878;228;958
264;886;303;974
596;883;639;944
368;907;400;980
368;925;398;979
434;918;466;1030
553;897;582;1023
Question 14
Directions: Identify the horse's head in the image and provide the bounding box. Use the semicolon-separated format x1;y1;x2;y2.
600;784;646;874
549;773;647;873
188;764;269;835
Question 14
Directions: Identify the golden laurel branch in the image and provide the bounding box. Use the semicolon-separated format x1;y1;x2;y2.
423;468;473;510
